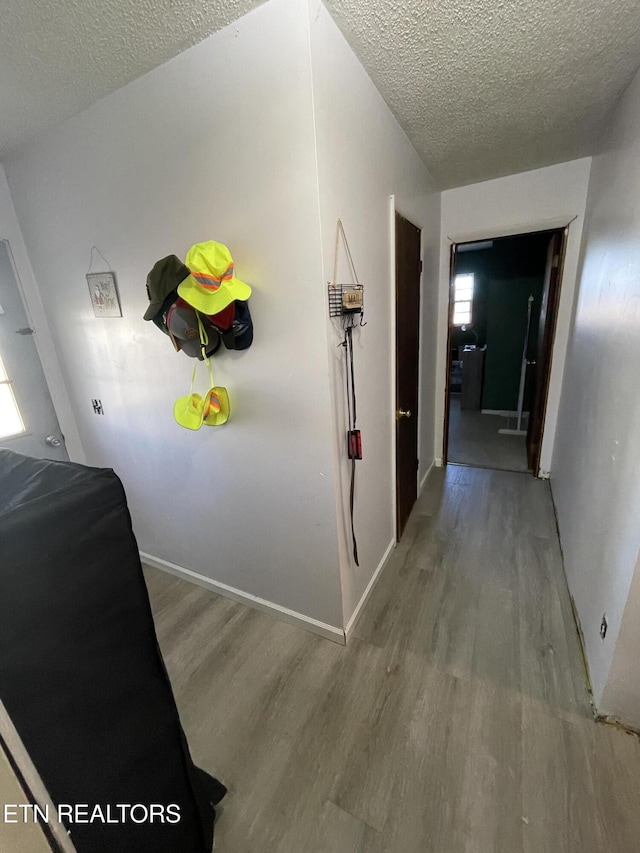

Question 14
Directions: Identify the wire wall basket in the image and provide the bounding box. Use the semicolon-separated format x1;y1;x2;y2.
327;284;364;318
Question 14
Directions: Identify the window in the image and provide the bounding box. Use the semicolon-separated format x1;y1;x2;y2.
0;354;25;439
452;273;474;326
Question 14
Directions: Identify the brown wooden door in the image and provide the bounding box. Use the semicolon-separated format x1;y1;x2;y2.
395;212;421;539
526;229;566;473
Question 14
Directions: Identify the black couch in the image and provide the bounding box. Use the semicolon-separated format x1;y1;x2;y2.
0;449;224;852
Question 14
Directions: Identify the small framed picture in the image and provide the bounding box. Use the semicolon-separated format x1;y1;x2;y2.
87;272;122;318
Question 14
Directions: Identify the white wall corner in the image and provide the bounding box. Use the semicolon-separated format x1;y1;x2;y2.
308;5;439;633
344;538;395;641
419;460;434;494
141;552;347;645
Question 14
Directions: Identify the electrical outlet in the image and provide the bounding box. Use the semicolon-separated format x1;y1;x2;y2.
600;614;608;640
92;399;104;415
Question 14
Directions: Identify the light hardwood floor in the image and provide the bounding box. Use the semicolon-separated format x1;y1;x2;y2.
144;466;640;853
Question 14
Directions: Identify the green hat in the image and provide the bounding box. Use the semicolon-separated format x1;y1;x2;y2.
144;255;190;321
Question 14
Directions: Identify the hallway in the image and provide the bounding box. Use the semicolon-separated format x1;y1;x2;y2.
145;466;640;852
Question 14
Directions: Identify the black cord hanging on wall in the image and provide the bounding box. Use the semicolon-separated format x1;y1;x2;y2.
342;315;360;565
329;220;365;567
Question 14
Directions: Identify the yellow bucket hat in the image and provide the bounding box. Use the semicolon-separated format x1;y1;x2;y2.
173;367;230;430
179;241;252;315
203;386;229;427
173;317;230;430
173;390;204;431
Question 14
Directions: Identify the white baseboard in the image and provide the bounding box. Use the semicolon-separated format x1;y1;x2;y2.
481;409;530;417
435;457;444;468
140;552;346;645
419;460;435;495
344;538;395;642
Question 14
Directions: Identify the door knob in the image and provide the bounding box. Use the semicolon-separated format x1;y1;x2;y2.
397;409;412;419
45;435;62;447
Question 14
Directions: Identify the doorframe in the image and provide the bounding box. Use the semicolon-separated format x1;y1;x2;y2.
526;227;569;476
441;226;569;475
391;200;423;541
0;235;85;462
441;242;456;468
435;213;583;476
389;198;399;540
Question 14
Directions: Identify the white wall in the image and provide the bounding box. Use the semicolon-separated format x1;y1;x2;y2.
437;159;592;472
0;167;85;462
552;68;640;724
602;557;640;727
4;0;344;630
308;0;441;628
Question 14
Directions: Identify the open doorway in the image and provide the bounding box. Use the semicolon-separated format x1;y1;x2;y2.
443;228;567;476
0;239;68;460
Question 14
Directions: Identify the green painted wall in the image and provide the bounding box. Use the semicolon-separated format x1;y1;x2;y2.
482;277;543;411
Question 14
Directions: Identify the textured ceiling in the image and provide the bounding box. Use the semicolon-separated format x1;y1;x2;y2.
0;0;262;158
2;0;640;187
326;0;640;186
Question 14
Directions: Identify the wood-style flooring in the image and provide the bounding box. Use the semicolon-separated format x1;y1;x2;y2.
0;746;52;853
448;395;529;472
144;466;640;853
